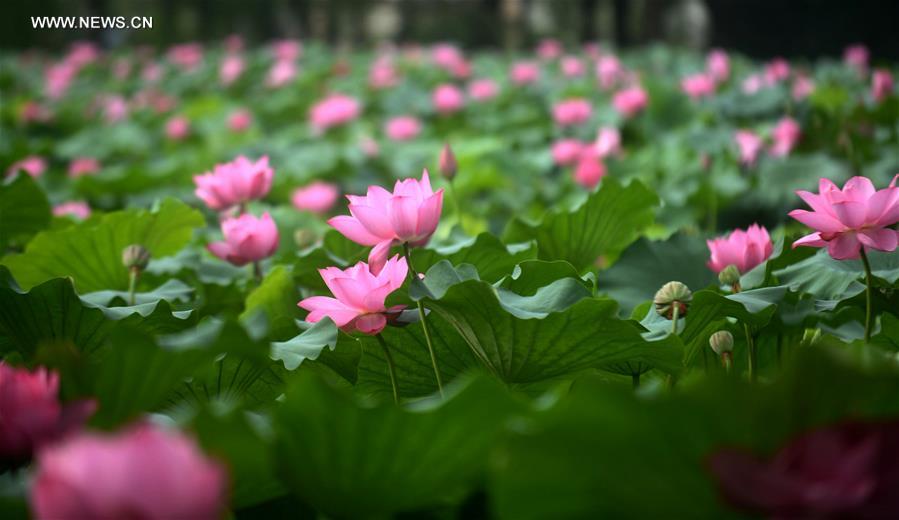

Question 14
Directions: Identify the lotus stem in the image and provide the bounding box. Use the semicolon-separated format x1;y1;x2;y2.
253;261;263;283
632;373;640;389
402;242;445;398
127;267;139;306
375;334;399;405
745;323;757;382
859;248;874;343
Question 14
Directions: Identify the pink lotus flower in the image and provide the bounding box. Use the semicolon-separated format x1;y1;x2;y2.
266;59;297;88
360;136;380;158
292;181;339;215
510;61;540;85
770;117;801;157
101;95;128;124
706;224;773;274
790;176;899;260
706;49;730;83
369;59;398;89
681;73;716;100
309;93;361;131
219;54;244;85
194;155;273;211
551;139;585;167
742;73;765;94
536;38;562;60
19;101;52;124
560;56;585;77
0;362;95;465
612;86;649;117
165;116;190;141
31;424;227;520
271;39;301;62
6;155;46;178
594;127;621;159
595;55;622;90
432;84;465;114
872;69;894;102
53;201;91;220
734;130;764;167
224;34;244;53
573;149;606;189
764;58;791;83
468;78;499;101
141;62;163;83
709;420;899;519
227;109;252;132
208;212;279;266
553;98;592;127
67;157;100;178
844;44;869;75
44;63;76;99
432;43;464;69
791;74;815;101
329;170;443;274
167;43;203;71
384;116;422;141
298;255;408;335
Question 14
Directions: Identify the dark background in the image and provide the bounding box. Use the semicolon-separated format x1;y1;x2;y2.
2;0;898;61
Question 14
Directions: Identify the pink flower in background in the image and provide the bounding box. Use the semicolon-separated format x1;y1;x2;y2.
165;116;190;141
432;84;465;114
734;130;764;167
102;95;129;123
468;78;499;101
194;155;273;211
844;43;869;75
227;109;252;132
553;98;592;127
329;170;443;274
764;58;791;83
612;86;649;117
20;101;52;124
309;94;361;131
112;58;132;80
770;117;801;157
360;136;380;158
706;224;773;274
594;127;621;158
266;59;297;88
595;55;622;89
44;63;76;99
208;212;280;266
292;181;339;215
706;49;730;83
790;176;899;260
31;424;227;520
510;61;540;85
681;73;716;100
791;74;815;100
709;420;899;519
67;157;100;178
551;139;584;167
167;43;203;71
53;201;91;220
298;255;408;335
224;34;244;53
384;116;422;141
6;155;46;178
872;69;894;102
742;73;765;94
369;58;398;89
560;56;585;77
141;62;162;82
0;362;95;465
573;148;606;189
219;54;244;85
271;39;301;61
536;38;562;60
65;41;99;68
432;43;464;69
450;58;472;79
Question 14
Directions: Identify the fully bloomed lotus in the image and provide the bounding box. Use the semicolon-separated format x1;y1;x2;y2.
193;155;273;211
329;170;443;274
208;212;279;266
298;255;408;335
31;424;227;520
706;224;774;275
790;176;899;259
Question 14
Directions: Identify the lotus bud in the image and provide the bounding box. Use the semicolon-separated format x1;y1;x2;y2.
709;331;734;355
122;244;151;271
718;264;741;286
654;281;692;320
438;142;457;180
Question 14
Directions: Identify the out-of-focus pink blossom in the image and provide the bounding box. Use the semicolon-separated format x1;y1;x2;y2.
510;61;540;85
167;43;203;71
432;43;464;69
432;84;465;114
112;58;131;80
595;55;622;90
68;157;100;178
309;94;361;131
194;155;273;211
573;148;606;189
298;256;408;335
734;130;764;167
764;58;791;83
19;101;52;124
6;155;46;178
53;201;91;220
551;139;584;167
790;176;899;260
102;95;129;123
165;116;190;141
706;49;730;83
384;116;422;141
561;56;585;77
681;73;716;100
770;117;800;157
369;58;398;89
742;73;765;94
536;38;562;60
292;181;340;215
266;59;297;88
44;63;76;99
219;54;244;85
612;86;649;118
65;41;99;68
227;109;252;132
594;127;621;159
844;44;869;75
706;224;773;274
31;424;227;520
553;98;592;127
224;34;244;53
208;212;279;266
872;69;894;102
468;78;499;101
792;74;815;101
271;39;302;62
141;62;162;82
360;137;380;158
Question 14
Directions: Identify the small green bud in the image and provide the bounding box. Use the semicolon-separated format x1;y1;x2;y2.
122;244;151;271
709;330;734;355
718;264;741;286
654;281;692;320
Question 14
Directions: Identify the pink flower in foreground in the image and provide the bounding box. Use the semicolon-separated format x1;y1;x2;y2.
53;201;91;220
706;224;773;274
872;69;894;102
573;149;606;189
709;420;899;519
219;54;244;85
844;44;869;75
510;61;540;85
194;155;273;211
770;117;801;157
309;94;361;131
227;109;252;132
594;127;621;159
68;157;100;178
706;49;730;83
681;73;716;100
6;155;46;178
612;86;649;117
551;139;584;167
432;84;465;114
553;98;592;127
292;181;339;214
31;424;227;520
595;55;622;90
560;56;585;77
299;256;407;335
789;176;899;260
0;362;95;465
468;78;499;101
734;130;764;167
329;170;443;274
208;212;279;266
165;116;190;141
384;116;422;141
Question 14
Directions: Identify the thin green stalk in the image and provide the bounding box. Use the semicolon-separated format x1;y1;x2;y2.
402;242;445;398
722;352;733;374
253;261;263;283
375;334;399;405
859;248;874;343
632;373;640;389
671;305;680;335
448;180;462;225
127;267;139;306
745;323;757;382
